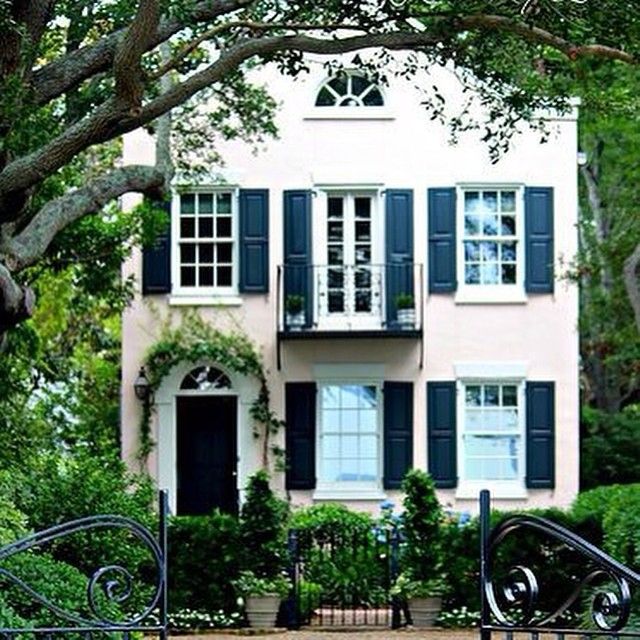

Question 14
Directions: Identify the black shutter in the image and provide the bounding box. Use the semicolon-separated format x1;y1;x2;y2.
285;382;316;490
239;189;269;293
142;200;171;294
525;187;554;293
427;381;457;488
385;190;414;328
428;188;457;293
283;191;313;328
383;382;413;489
526;381;555;488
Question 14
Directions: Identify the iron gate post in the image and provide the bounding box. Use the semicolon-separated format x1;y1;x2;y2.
159;490;169;640
480;489;491;640
284;529;299;629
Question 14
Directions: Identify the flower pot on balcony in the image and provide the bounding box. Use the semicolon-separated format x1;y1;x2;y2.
286;311;306;330
397;308;416;329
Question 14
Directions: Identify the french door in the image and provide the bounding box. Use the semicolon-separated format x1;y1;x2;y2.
320;192;382;328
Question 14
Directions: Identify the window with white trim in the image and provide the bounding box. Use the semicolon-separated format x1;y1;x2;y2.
318;384;381;486
461;188;521;288
176;191;235;291
315;73;384;107
461;382;524;482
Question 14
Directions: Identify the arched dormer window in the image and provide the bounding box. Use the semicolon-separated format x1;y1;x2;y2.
180;366;232;391
315;72;384;108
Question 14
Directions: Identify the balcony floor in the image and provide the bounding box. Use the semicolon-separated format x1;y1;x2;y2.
278;328;422;340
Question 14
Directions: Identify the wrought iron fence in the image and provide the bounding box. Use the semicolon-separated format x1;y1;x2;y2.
480;489;640;638
286;524;402;628
0;491;168;639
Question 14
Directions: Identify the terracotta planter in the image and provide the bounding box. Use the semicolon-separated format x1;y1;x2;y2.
245;594;281;628
408;595;442;627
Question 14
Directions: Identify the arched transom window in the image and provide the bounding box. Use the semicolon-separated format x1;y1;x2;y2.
180;366;232;391
315;73;384;107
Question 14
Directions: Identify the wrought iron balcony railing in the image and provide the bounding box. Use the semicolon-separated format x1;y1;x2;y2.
276;263;423;335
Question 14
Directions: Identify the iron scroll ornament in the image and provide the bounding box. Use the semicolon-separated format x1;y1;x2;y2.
0;491;168;635
480;490;640;634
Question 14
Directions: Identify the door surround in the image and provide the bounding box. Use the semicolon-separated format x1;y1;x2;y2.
153;360;259;514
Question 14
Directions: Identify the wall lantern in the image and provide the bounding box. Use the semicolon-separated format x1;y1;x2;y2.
134;367;151;402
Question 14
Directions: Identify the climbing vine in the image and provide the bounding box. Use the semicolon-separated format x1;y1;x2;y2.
139;312;284;470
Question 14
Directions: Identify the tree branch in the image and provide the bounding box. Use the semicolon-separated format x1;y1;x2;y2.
3;165;165;270
31;0;253;106
113;0;161;114
623;242;640;334
0;263;35;334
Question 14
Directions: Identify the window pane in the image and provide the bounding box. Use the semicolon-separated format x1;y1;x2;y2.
217;243;233;263
180;218;195;238
328;268;344;288
359;409;377;432
362;88;383;106
501;191;516;212
341;436;359;458
217;266;232;286
466;435;520;457
502;408;519;429
181;244;196;263
216;217;232;238
198;217;213;238
340;460;360;481
481;263;499;284
465;410;483;431
465;241;480;261
465;215;481;236
328;197;343;217
341;410;358;432
328;246;343;265
322;459;340;482
324;410;340;431
355;197;371;218
323;386;340;409
482;215;499;236
199;244;214;263
465;264;480;284
361;435;377;458
328;76;348;95
355;221;371;241
466;386;481;406
502;264;516;284
199;193;213;214
351;75;370;96
484;386;499;406
328;220;343;241
501;215;516;236
482;191;498;212
481;242;498;260
355;247;371;265
324;435;340;453
360;459;377;481
181;266;195;286
360;386;377;409
342;386;360;409
216;193;231;214
328;291;344;312
180;194;195;214
502;386;518;406
501;242;517;262
316;87;335;106
355;290;371;312
199;267;214;287
464;191;479;212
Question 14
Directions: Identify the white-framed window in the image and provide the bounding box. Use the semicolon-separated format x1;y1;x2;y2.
317;383;382;489
457;186;525;302
458;379;525;492
315;72;384;108
173;190;237;294
314;189;384;329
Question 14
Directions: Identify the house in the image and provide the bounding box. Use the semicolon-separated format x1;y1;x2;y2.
120;57;579;516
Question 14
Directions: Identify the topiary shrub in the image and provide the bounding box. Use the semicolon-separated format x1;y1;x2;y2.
400;469;444;585
239;470;289;579
168;512;241;614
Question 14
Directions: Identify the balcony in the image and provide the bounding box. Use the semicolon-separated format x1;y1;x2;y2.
276;263;423;366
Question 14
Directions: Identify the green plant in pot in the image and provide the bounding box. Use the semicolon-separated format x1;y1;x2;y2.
233;570;292;628
398;469;447;627
395;293;415;329
285;294;305;330
237;471;290;628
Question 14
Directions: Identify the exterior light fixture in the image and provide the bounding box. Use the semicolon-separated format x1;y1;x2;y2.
134;367;151;402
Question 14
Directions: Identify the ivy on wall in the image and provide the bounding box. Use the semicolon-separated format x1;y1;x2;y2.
139;312;284;469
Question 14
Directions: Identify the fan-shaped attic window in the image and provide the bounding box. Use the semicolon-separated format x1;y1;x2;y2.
180;366;232;391
315;73;384;108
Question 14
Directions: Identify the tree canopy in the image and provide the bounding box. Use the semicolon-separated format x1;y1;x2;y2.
0;0;639;332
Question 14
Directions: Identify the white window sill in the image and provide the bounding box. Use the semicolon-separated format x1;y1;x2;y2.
454;288;528;305
313;487;387;501
168;295;243;307
455;484;527;500
304;110;395;121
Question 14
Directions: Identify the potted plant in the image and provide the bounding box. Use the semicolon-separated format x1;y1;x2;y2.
392;572;446;627
233;570;292;628
395;293;415;329
285;294;306;330
397;469;447;627
238;471;290;628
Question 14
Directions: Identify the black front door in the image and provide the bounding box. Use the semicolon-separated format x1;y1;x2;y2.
176;395;238;515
